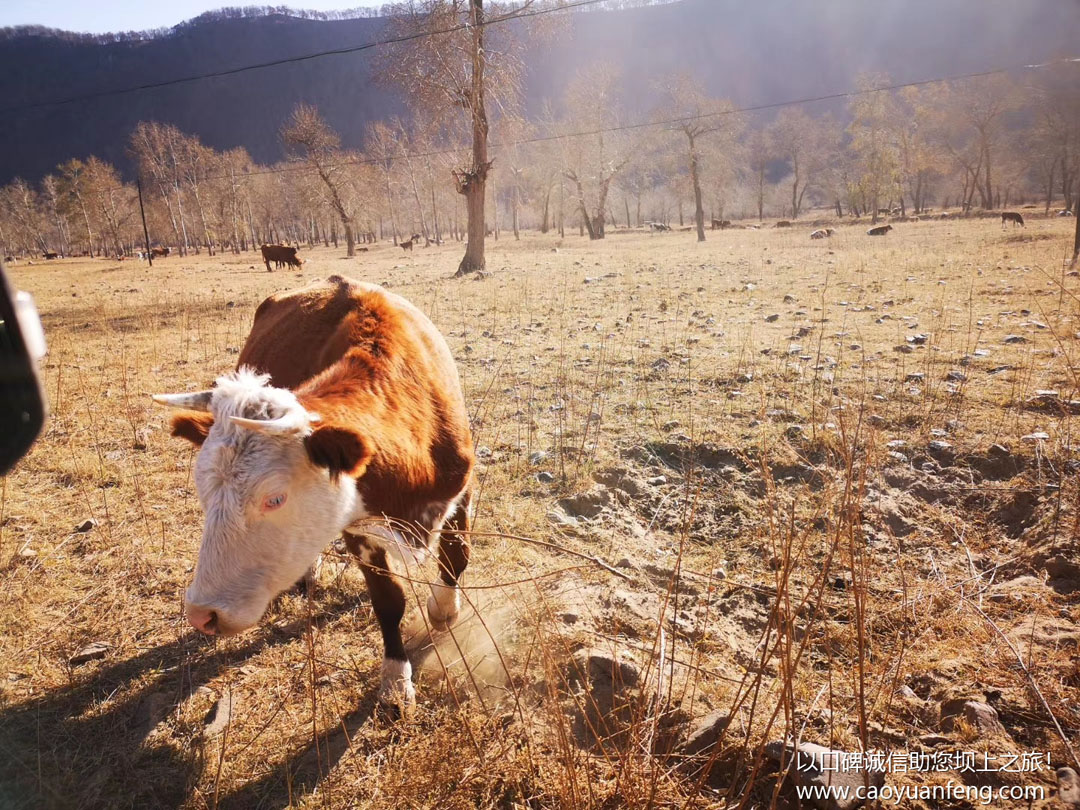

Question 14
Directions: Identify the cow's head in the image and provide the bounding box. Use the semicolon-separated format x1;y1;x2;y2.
154;368;369;636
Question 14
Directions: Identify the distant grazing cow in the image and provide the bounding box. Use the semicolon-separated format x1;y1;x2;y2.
151;247;171;258
711;219;732;230
775;220;791;228
400;234;422;251
867;225;893;236
260;244;303;272
3;255;14;264
1000;212;1024;228
648;222;671;232
153;275;474;712
42;251;59;260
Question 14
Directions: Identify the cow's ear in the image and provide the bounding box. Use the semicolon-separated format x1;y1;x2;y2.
304;425;371;478
171;412;215;446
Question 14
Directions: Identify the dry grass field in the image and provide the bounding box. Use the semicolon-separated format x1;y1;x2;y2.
1;215;1079;809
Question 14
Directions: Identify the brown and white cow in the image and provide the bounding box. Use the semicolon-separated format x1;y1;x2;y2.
153;275;474;710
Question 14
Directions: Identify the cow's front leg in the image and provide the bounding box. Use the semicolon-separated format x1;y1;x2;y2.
346;533;414;712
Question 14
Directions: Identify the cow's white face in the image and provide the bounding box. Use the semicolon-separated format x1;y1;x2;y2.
157;370;369;636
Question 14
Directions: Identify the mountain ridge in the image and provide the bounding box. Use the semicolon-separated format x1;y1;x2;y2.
3;0;1078;184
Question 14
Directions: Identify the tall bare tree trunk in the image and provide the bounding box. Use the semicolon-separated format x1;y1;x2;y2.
688;132;705;242
454;0;489;277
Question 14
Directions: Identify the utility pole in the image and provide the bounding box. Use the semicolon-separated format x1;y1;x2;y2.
137;176;153;267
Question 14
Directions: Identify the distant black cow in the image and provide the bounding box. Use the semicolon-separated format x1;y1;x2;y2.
775;220;792;228
260;243;303;271
867;225;893;236
711;219;732;230
3;255;14;263
400;234;422;251
1000;212;1024;228
42;251;59;260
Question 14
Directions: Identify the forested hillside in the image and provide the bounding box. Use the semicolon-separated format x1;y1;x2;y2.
2;0;1077;184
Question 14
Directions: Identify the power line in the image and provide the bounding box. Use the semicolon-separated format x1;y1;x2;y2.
182;54;1080;184
2;0;609;114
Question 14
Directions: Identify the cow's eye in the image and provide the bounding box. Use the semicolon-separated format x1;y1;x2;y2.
263;493;287;512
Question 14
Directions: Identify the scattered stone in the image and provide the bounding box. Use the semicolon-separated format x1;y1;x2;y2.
896;685;920;701
647;475;667;486
528;450;548;465
1022;432;1049;442
662;420;680;431
764;313;780;323
945;371;967;382
561;612;579;625
905;372;925;382
907;333;929;345
74;518;98;533
919;734;952;747
536;471;555;484
1057;767;1080;807
69;641;110;666
765;740;885;810
476;445;493;460
940;699;1006;737
203;692;233;737
1003;334;1027;344
681;710;731;755
570;647;640;690
783;294;796;304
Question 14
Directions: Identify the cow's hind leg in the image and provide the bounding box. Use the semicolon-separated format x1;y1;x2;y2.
346;533;414;711
428;491;471;631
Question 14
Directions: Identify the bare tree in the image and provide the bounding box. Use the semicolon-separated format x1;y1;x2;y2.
58;159;96;257
848;73;899;223
381;0;535;275
366;121;402;244
560;62;636;240
768;107;831;219
282;104;359;256
656;73;738;240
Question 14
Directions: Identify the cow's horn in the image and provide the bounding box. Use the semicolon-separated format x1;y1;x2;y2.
229;411;316;435
152;390;213;411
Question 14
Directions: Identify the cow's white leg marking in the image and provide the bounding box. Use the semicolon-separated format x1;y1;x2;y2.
379;657;415;710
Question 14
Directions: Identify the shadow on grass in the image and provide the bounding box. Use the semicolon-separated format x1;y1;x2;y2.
0;593;379;810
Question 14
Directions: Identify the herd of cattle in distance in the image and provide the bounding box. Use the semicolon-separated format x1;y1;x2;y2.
3;208;1075;267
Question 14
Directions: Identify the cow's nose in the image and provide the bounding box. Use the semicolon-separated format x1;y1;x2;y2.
186;604;219;635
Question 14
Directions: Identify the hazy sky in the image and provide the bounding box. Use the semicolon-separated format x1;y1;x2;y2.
1;1;382;34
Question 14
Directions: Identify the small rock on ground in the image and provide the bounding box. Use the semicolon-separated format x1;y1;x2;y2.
69;641;110;666
940;699;1007;737
1058;767;1080;807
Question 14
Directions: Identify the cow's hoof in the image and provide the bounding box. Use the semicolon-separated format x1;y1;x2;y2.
426;592;460;631
378;659;416;718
